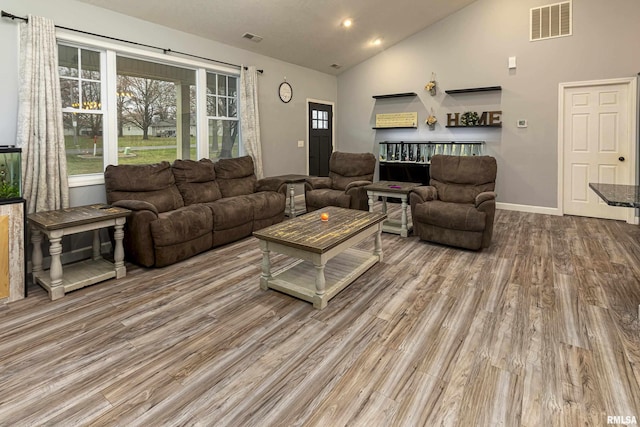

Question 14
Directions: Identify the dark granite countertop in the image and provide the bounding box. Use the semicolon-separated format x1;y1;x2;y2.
589;183;640;208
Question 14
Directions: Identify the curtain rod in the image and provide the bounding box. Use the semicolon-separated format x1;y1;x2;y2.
1;10;263;74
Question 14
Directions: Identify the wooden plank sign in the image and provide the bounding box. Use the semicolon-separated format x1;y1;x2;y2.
375;112;418;128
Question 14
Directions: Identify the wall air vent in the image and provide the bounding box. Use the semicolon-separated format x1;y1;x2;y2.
530;0;571;41
242;32;263;43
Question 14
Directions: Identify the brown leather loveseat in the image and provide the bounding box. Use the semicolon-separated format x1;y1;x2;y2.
104;155;286;267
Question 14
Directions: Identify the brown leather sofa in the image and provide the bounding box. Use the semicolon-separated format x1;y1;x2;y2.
410;155;497;250
304;151;376;211
104;156;286;267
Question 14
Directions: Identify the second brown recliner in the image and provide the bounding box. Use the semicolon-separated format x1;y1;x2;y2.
410;155;497;250
304;151;376;212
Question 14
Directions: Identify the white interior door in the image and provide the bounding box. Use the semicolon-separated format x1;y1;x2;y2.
561;79;636;221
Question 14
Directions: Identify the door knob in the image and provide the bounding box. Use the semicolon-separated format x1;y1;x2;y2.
619;156;626;162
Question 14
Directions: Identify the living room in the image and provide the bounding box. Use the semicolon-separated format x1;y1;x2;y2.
1;0;640;425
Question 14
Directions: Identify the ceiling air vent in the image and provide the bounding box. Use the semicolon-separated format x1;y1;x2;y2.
530;0;571;41
330;64;342;70
242;32;263;43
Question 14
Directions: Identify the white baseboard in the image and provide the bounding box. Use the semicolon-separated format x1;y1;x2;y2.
496;202;562;216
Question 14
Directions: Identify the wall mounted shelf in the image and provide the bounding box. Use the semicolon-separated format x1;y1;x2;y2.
445;86;502;94
372;92;417;99
373;126;417;130
446;124;502;128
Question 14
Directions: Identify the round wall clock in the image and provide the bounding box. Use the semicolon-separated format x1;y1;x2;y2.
279;81;292;103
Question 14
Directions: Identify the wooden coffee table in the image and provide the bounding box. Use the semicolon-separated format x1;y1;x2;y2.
253;206;386;309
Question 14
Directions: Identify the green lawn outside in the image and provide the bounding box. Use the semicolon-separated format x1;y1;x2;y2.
66;135;237;175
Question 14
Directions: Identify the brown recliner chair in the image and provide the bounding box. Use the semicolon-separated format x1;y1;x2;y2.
410;155;497;250
305;151;376;211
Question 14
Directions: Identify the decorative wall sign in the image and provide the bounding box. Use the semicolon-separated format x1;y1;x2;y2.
375;112;418;129
446;111;502;127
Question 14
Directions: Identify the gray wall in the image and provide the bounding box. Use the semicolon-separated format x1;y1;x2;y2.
0;0;337;206
337;0;640;209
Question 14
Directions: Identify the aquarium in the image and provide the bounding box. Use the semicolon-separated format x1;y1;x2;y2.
0;147;22;202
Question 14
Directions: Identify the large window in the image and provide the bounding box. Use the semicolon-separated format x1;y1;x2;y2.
57;41;242;183
59;45;105;176
207;72;239;160
116;57;197;165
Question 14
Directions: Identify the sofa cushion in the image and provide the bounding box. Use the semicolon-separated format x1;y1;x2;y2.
306;189;351;210
172;159;222;205
105;162;184;213
214;156;257;197
414;200;486;232
150;205;213;247
206;196;254;230
245;191;286;220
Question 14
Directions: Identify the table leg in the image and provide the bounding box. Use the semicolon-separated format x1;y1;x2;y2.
48;229;65;300
368;192;374;213
313;262;327;309
114;218;126;278
289;184;296;217
382;197;388;215
375;225;384;263
400;195;409;237
31;228;43;284
259;241;271;290
92;229;101;260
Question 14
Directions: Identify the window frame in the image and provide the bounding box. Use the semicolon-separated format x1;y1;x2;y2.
57;31;241;188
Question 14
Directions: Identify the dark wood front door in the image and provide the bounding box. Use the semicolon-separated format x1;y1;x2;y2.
308;102;333;176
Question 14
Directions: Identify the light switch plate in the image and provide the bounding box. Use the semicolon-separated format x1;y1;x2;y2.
508;56;517;69
297;140;304;148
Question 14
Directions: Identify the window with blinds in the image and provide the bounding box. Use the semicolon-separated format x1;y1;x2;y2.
530;0;572;41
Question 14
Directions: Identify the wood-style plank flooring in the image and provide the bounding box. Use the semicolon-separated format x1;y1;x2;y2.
1;207;640;426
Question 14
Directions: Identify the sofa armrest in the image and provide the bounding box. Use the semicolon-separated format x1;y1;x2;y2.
112;199;159;216
256;177;287;194
475;191;497;209
110;200;159;267
344;180;372;192
305;176;332;191
410;186;438;204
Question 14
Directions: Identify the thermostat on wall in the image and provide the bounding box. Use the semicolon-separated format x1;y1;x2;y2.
517;119;528;128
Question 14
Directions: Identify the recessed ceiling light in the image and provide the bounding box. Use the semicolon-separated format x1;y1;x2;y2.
342;18;353;28
372;38;382;46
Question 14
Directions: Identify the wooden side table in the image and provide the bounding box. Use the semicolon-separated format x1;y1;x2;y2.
272;174;308;218
364;181;422;237
27;204;131;300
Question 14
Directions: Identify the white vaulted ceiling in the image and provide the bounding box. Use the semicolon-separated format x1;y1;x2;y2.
75;0;477;75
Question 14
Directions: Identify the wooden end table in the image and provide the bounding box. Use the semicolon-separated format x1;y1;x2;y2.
364;181;422;237
28;204;131;300
253;206;386;309
272;174;308;218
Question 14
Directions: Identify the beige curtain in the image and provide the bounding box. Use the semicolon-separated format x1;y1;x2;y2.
16;15;69;214
240;66;263;179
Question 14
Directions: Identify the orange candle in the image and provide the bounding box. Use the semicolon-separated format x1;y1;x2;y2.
320;212;329;221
